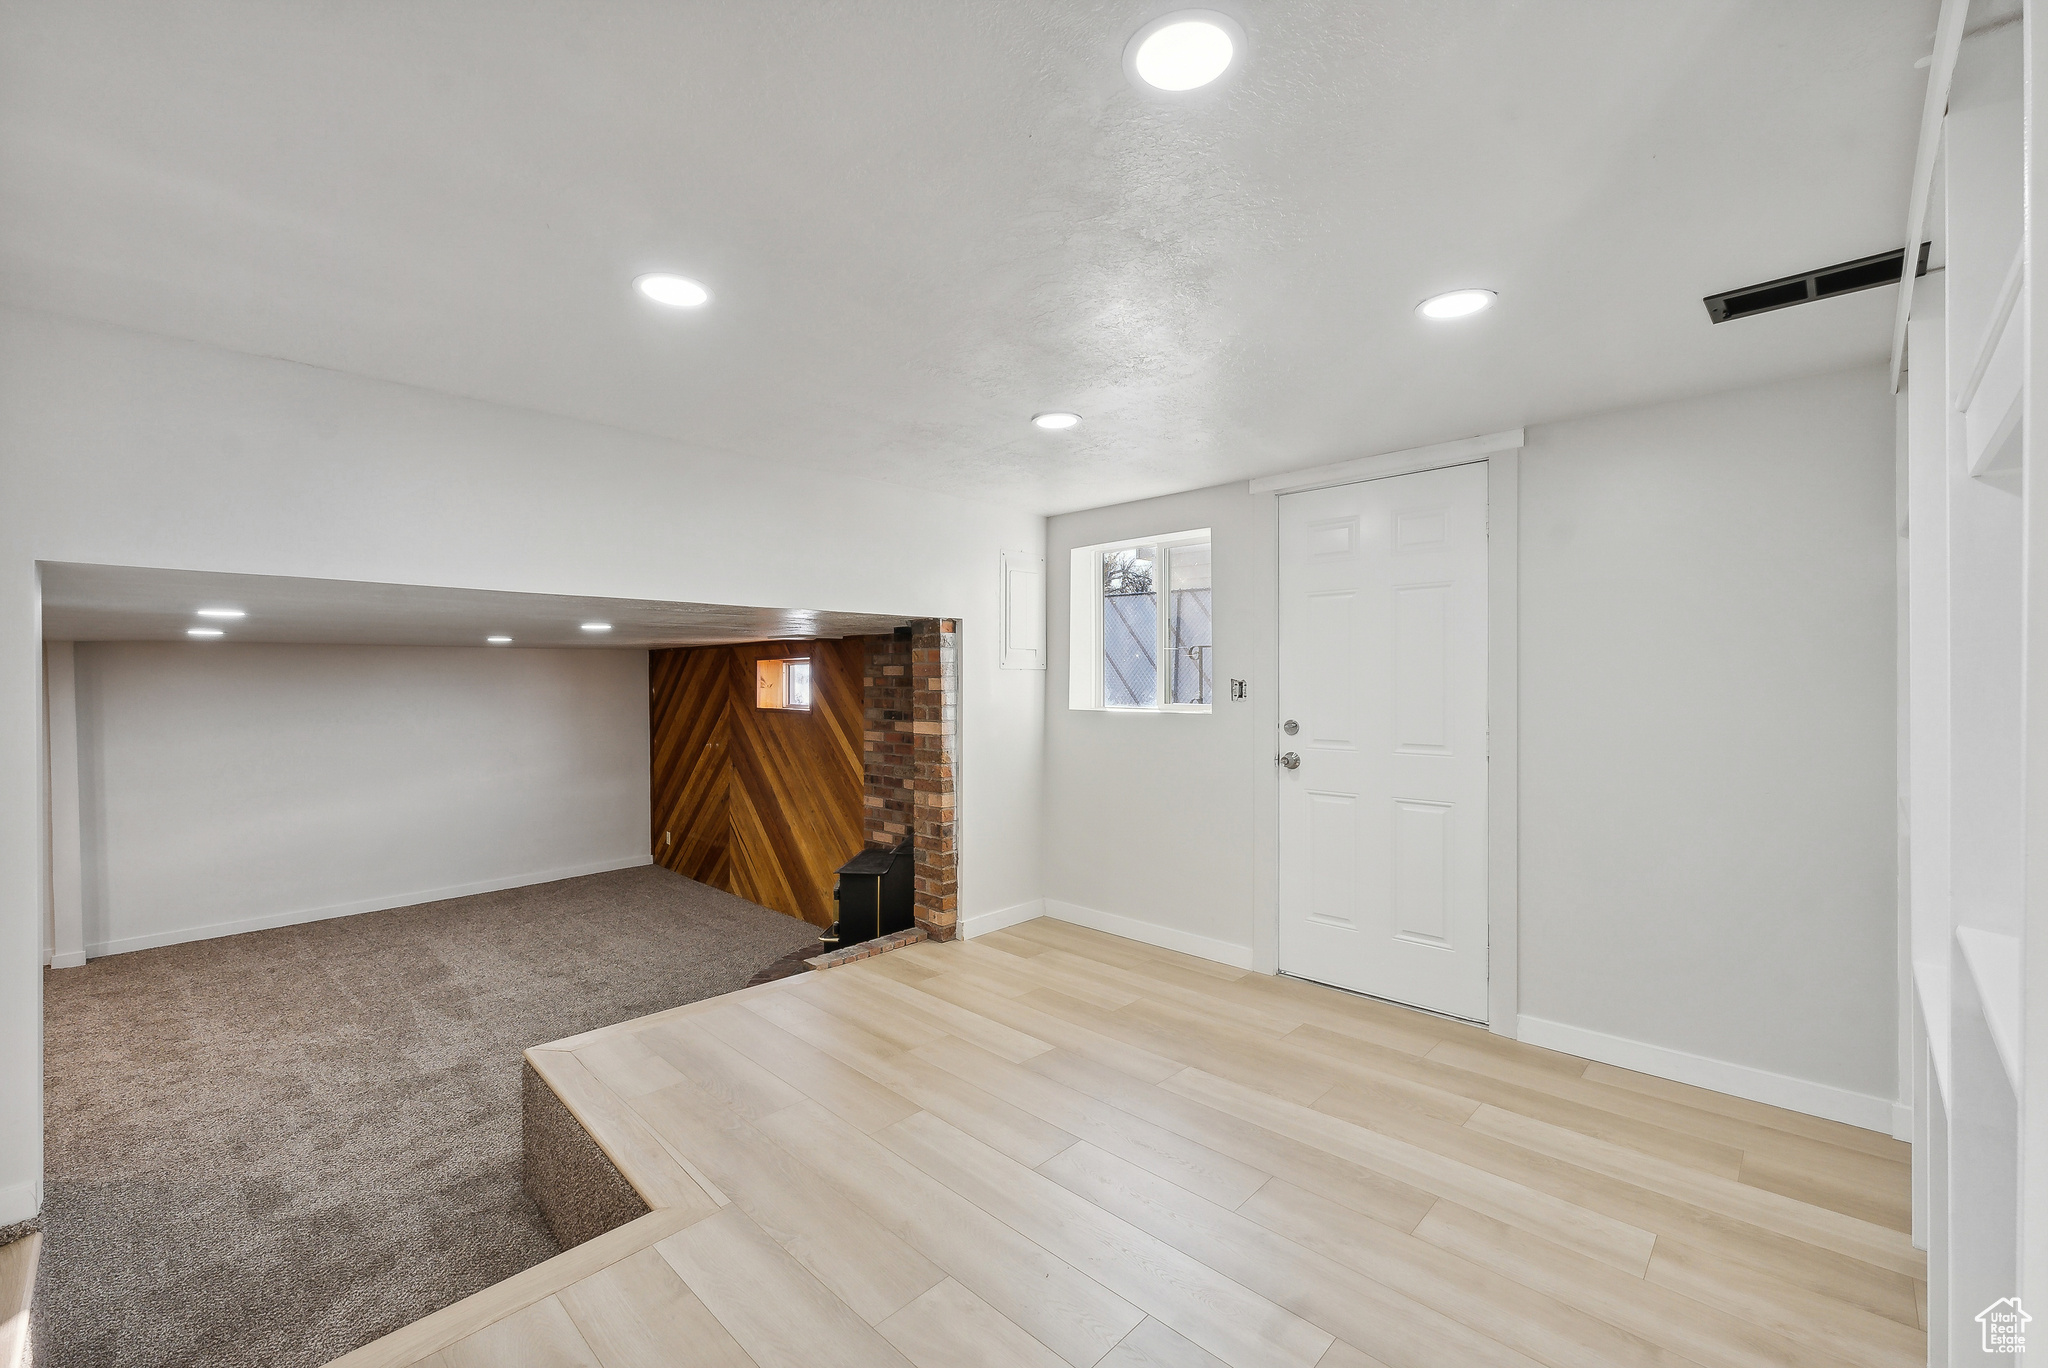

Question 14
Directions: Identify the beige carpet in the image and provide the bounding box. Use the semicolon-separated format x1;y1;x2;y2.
35;865;821;1368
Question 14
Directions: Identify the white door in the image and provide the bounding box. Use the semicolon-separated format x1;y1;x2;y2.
1278;461;1489;1021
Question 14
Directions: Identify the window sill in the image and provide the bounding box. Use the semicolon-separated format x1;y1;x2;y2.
1072;705;1213;715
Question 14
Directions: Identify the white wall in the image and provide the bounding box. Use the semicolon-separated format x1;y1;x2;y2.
1040;484;1276;964
1516;366;1898;1104
1044;365;1899;1117
63;642;649;957
0;306;1048;1226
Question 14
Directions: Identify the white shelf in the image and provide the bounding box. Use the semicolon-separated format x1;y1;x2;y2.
1956;927;2022;1092
1916;956;1952;1103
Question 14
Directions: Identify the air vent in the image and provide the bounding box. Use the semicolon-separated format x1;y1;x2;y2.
1704;243;1930;324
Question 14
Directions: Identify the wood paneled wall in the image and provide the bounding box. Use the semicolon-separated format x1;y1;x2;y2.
650;638;867;927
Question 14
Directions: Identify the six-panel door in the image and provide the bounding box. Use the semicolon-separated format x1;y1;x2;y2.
1277;461;1489;1021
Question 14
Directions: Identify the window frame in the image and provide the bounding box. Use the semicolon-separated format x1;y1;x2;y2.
784;657;813;710
1069;526;1213;714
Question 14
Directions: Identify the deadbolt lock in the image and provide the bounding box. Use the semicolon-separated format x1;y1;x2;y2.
1282;719;1299;735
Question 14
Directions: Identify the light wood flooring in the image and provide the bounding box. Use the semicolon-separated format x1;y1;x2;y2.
1;1229;38;1368
329;917;1925;1368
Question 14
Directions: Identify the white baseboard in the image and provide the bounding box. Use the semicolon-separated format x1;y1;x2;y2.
961;898;1046;939
1042;899;1255;970
0;1178;38;1227
46;951;85;970
1517;1014;1898;1134
1891;1100;1914;1142
82;855;654;960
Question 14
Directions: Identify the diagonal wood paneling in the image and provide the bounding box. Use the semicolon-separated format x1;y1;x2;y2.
651;638;866;927
651;646;731;890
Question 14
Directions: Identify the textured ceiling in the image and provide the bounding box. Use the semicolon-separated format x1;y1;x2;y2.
0;1;1930;514
39;563;910;648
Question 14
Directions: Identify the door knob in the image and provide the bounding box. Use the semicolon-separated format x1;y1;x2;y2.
1278;752;1301;770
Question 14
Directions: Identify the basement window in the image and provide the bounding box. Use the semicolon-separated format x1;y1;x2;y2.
756;658;812;711
1069;528;1212;712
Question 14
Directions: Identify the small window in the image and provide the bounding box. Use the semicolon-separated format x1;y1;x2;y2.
756;658;812;711
1071;528;1212;712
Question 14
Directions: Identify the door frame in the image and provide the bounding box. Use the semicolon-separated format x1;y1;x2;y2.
1250;428;1522;1037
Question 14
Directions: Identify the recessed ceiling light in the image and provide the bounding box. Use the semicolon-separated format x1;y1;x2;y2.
1417;289;1497;319
635;274;710;308
1126;11;1242;92
186;628;223;638
487;636;512;644
195;608;246;619
1033;412;1082;430
581;622;613;633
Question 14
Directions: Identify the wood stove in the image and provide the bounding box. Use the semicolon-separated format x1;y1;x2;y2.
821;843;913;948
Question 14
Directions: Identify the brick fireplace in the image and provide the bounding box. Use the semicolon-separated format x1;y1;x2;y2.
861;619;958;941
